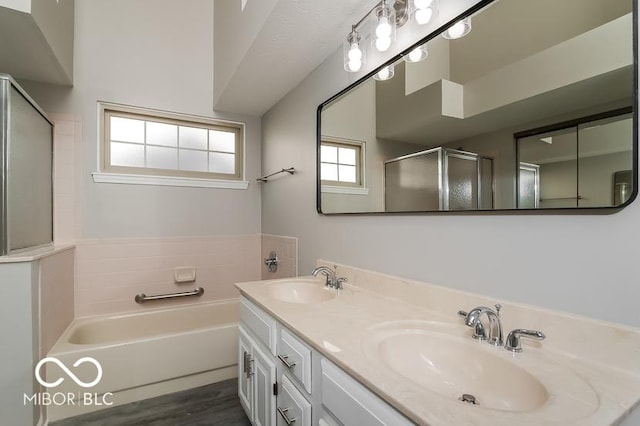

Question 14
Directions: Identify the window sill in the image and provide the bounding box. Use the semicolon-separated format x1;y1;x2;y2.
92;172;249;190
321;185;369;195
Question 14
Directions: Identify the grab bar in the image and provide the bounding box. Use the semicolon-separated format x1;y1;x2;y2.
135;287;204;304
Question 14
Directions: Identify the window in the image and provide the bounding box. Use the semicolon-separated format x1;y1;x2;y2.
320;138;364;187
94;102;246;189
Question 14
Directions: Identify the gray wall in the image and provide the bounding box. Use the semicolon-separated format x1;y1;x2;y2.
20;0;262;239
261;43;640;327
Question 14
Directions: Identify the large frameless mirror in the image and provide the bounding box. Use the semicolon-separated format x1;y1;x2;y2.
317;0;636;214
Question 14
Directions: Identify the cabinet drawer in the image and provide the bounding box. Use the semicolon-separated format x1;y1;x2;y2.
241;297;277;355
277;375;311;426
321;359;413;426
277;328;312;393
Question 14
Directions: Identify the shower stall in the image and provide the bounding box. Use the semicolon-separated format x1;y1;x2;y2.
384;147;494;212
0;74;54;255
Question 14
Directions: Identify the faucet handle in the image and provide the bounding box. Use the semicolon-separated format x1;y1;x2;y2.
457;310;468;318
505;329;545;353
494;304;502;317
335;277;348;290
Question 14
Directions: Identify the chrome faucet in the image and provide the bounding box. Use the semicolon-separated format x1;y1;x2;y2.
459;304;504;347
311;266;347;290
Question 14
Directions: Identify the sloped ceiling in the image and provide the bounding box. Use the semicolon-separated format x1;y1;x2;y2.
213;0;371;116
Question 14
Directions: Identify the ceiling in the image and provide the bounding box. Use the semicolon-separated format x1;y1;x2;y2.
212;0;373;116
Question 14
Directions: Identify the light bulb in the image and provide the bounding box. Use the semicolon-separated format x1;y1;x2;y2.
377;67;391;80
347;43;362;62
414;0;433;8
375;36;392;52
347;59;362;72
414;7;433;25
447;21;465;39
408;47;426;62
376;17;392;38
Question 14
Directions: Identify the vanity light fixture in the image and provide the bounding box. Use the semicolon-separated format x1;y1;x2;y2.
411;0;437;25
404;45;428;63
373;64;395;81
343;0;409;73
442;17;472;39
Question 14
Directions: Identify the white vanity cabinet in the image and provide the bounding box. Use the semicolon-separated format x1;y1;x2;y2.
239;299;278;426
239;296;414;426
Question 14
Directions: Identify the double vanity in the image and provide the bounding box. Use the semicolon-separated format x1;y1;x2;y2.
235;262;640;425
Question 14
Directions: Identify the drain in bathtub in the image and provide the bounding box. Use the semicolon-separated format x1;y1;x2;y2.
459;394;478;405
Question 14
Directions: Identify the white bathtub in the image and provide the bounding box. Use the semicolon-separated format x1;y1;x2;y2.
45;299;239;422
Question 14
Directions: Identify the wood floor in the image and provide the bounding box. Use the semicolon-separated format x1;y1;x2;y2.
50;379;251;426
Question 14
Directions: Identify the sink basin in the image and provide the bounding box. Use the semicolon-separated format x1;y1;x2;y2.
367;325;549;412
263;278;337;304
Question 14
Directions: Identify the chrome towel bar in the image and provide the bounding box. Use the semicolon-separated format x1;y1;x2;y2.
257;167;295;183
135;287;204;304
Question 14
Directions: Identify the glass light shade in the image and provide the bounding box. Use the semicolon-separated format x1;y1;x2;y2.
403;45;428;63
442;17;472;39
373;64;395;81
411;0;437;25
343;29;365;72
371;1;396;52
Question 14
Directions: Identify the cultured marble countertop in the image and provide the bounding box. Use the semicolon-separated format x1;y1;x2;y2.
235;262;640;426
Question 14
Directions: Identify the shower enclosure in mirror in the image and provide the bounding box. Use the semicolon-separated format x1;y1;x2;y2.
0;74;54;255
317;0;637;214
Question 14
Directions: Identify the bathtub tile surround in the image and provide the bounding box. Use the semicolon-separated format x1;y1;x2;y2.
261;234;298;280
50;114;83;245
235;262;640;425
74;235;262;316
39;248;75;357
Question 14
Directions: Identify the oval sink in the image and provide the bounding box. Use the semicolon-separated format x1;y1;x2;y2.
264;278;337;304
368;327;549;412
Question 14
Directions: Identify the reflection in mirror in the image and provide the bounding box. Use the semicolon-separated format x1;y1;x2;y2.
318;0;635;213
516;110;633;208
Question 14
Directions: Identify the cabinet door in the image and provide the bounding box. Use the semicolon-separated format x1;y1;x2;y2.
238;326;253;419
252;343;276;426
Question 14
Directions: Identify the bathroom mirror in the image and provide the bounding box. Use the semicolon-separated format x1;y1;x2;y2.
317;0;636;214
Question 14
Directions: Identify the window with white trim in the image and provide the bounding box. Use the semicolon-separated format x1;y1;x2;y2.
320;139;364;187
98;103;244;184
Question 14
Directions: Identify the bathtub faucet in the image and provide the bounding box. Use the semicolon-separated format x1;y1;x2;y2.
311;266;347;290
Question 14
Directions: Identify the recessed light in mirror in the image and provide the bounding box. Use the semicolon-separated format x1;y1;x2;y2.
404;45;428;63
443;17;472;39
373;65;395;81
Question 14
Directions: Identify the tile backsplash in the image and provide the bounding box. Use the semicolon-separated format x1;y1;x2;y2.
261;234;297;280
75;235;263;317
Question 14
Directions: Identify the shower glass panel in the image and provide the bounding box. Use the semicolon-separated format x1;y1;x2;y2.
0;75;54;255
479;157;494;210
517;110;633;209
577;114;633;207
518;128;578;208
385;150;440;211
518;163;540;209
384;148;493;212
446;154;478;211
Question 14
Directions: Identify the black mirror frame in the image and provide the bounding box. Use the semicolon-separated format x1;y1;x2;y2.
316;0;638;215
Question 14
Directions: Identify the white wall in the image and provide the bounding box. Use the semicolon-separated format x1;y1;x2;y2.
261;21;640;327
21;0;261;239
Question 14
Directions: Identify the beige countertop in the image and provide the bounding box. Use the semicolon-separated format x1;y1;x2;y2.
235;262;640;426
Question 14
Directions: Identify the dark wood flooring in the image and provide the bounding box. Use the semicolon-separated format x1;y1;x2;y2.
50;378;251;426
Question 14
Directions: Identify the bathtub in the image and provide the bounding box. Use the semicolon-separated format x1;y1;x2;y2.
45;299;239;422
